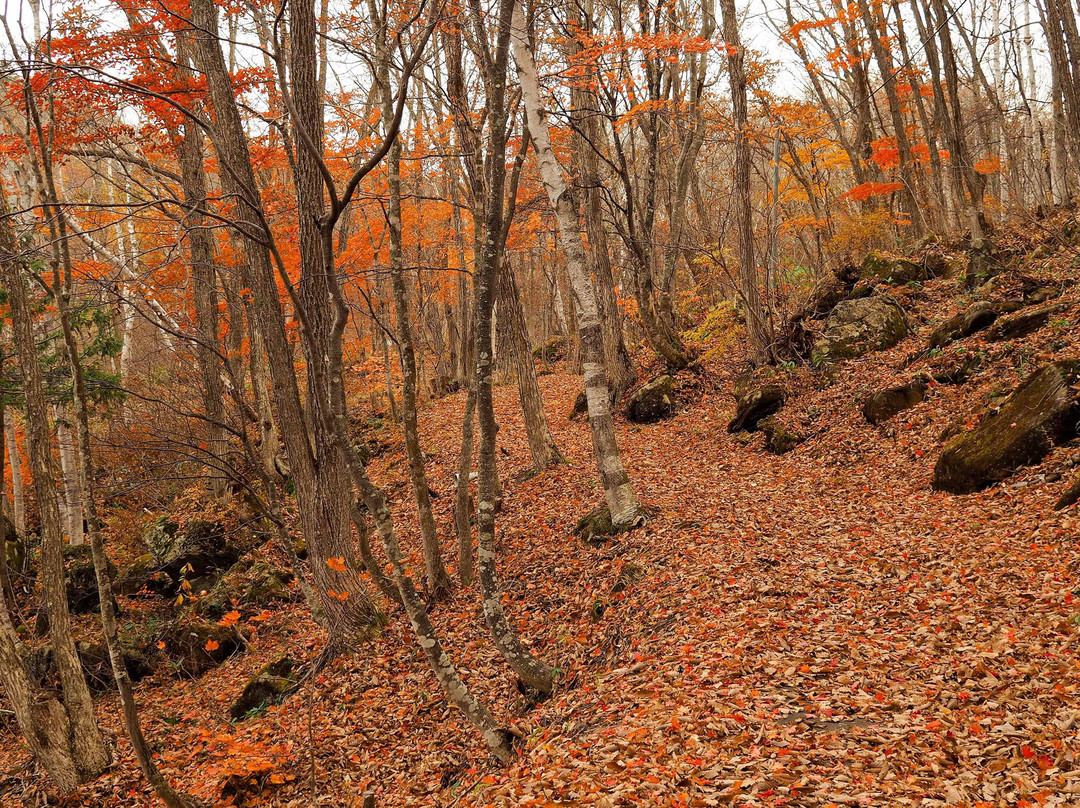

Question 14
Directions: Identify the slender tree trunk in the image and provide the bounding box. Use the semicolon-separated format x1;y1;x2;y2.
467;0;557;695
351;506;401;605
511;0;644;530
0;206;110;780
497;260;564;469
374;12;454;599
177;118;229;499
54;405;84;545
6;412;25;534
455;378;477;587
564;34;636;396
719;0;773;363
387;144;454;598
855;0;926;236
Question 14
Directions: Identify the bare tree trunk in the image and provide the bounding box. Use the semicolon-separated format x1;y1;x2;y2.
565;42;636;396
497;260;564;469
928;0;987;245
49;214;198;808
455;379;477;587
54;405;84;545
374;11;453;599
465;0;557;696
0;569;81;791
191;0;382;642
511;0;644;530
361;479;512;760
351;506;400;605
719;0;774;363
6;411;25;534
0;204;110;780
177;117;229;499
855;0;927;237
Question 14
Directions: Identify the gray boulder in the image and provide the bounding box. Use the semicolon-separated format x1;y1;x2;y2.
812;297;907;361
933;361;1080;494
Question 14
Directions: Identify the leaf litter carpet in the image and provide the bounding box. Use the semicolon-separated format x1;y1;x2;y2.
4;371;1080;808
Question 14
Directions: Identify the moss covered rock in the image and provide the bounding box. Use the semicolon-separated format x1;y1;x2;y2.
193;560;294;620
861;251;929;284
626;375;675;424
140;517;247;597
758;417;804;454
76;640;157;691
63;543;117;614
933;362;1080;494
117;553;174;597
573;507;616;546
230;656;298;720
985;302;1069;342
728;385;785;433
812;297;907;361
862;377;930;425
156;618;246;677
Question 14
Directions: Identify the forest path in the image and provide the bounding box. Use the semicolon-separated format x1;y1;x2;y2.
402;370;1080;807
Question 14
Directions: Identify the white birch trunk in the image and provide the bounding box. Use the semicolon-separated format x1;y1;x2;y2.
54;406;84;546
509;0;642;528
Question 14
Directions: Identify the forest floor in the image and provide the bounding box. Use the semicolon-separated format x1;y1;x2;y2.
4;248;1080;807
